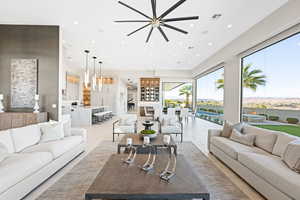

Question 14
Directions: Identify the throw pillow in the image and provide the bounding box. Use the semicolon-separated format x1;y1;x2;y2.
0;130;15;153
233;122;246;133
243;125;278;153
230;129;255;146
40;122;64;143
282;140;300;173
272;133;297;157
0;143;8;162
62;119;72;137
221;121;233;138
11;125;41;152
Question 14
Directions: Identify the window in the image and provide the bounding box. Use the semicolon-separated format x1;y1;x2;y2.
241;32;300;137
162;82;193;110
196;68;224;125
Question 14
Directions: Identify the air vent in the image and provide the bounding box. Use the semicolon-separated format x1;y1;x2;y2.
211;14;222;20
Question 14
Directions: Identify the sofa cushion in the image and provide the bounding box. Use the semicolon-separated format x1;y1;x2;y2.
11;125;41;152
230;129;255;146
272;133;298;157
211;136;268;160
0;143;8;163
238;152;300;200
221;121;233;138
282;140;300;173
22;136;83;159
40;122;64;143
0;130;15;153
243;125;277;153
119;114;137;126
62;114;72;137
161;125;181;134
114;125;135;134
0;152;53;194
162;116;178;126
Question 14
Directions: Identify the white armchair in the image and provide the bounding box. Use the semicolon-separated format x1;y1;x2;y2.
159;116;183;142
113;114;137;142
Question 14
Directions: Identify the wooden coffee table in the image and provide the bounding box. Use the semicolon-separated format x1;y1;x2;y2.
117;134;177;155
85;154;209;200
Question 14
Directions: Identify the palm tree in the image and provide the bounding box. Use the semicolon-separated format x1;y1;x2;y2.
179;85;192;108
216;63;266;91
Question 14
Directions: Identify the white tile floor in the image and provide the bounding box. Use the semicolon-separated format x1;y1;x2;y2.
24;117;264;200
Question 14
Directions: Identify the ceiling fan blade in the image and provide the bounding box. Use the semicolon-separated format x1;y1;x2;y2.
163;16;199;22
157;26;169;42
151;0;157;18
161;23;188;34
159;0;186;19
146;27;154;43
127;23;151;36
118;1;152;20
115;20;151;23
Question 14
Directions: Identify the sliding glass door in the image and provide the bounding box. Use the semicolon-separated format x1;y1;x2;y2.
241;32;300;137
196;68;224;124
162;82;193;110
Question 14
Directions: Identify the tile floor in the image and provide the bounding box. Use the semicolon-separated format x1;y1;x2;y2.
24;117;265;200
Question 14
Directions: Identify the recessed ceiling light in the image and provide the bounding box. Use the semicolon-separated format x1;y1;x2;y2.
190;23;194;28
73;21;79;25
208;42;213;46
227;24;233;29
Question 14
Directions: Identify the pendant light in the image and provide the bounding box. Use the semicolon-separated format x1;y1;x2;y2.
98;61;103;92
92;56;97;91
84;50;90;88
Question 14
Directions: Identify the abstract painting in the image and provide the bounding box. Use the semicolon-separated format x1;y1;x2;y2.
11;59;38;108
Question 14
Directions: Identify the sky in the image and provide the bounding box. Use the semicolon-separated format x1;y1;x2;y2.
196;32;300;101
164;83;192;100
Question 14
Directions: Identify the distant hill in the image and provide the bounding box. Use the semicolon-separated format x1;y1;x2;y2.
243;97;300;104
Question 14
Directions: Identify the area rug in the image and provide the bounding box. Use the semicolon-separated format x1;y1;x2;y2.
37;141;250;200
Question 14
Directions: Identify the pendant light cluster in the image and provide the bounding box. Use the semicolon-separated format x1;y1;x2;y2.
83;50;103;92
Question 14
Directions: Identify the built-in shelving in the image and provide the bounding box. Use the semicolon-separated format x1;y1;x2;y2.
140;78;160;102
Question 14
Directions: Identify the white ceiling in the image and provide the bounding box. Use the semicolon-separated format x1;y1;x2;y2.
0;0;288;71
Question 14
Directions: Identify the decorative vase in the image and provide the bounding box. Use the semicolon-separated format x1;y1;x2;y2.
33;94;40;113
0;94;4;113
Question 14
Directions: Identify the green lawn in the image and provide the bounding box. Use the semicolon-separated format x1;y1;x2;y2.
254;125;300;137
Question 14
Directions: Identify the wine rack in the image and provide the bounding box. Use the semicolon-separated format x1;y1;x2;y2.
140;78;160;102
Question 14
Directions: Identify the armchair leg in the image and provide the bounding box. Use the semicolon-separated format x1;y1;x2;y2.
113;133;115;142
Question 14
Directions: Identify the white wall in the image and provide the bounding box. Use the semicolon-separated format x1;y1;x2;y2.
192;0;300;123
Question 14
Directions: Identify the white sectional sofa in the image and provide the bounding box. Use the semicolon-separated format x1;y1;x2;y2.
0;122;87;200
208;124;300;200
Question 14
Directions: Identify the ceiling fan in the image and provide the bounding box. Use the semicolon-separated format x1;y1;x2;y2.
115;0;199;42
